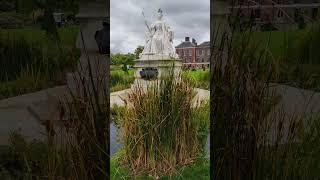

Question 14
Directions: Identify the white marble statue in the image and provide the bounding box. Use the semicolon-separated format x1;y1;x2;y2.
141;8;179;59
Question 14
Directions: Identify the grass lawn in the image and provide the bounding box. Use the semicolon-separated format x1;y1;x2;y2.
244;30;305;58
0;25;79;48
111;151;210;180
110;69;210;92
182;70;209;90
110;69;134;92
234;27;320;92
0;26;80;99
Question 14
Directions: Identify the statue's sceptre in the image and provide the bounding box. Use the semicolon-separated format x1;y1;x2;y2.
142;11;151;32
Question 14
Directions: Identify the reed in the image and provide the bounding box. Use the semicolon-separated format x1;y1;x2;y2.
212;20;320;179
0;30;109;179
119;70;209;177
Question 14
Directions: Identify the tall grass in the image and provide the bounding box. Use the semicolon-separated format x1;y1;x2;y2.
43;31;110;179
212;20;320;179
34;30;109;179
119;71;209;177
0;30;110;179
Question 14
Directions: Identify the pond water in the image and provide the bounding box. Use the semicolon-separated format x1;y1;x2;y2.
110;122;122;156
110;122;210;156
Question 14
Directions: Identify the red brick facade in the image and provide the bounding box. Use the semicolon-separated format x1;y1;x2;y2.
176;47;196;63
175;37;210;69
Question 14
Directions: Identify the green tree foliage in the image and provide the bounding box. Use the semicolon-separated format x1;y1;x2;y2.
134;45;144;59
111;53;135;66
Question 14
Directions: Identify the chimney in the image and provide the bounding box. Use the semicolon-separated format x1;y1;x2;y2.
192;38;197;45
185;37;190;42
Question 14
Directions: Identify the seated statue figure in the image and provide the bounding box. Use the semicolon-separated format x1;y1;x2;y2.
141;8;179;59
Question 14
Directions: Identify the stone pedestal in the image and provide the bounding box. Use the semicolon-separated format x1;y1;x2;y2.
66;0;109;102
133;54;182;87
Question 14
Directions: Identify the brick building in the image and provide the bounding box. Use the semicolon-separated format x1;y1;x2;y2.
175;37;197;64
175;37;210;69
227;0;320;30
196;41;210;63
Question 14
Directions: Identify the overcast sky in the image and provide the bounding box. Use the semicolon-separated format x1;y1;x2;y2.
110;0;210;54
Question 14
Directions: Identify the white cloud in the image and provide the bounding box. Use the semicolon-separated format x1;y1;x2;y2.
110;0;210;53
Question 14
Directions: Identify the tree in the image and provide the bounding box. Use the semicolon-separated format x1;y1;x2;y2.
134;45;144;59
111;53;135;66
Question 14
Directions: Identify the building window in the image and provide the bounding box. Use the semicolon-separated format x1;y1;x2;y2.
199;49;202;55
207;50;210;56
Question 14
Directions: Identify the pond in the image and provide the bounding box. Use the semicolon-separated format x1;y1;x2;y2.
110;122;210;156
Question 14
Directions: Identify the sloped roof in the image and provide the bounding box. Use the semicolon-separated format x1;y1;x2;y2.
175;41;197;48
198;41;210;47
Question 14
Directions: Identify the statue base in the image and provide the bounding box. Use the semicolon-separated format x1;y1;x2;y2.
133;54;182;81
66;53;109;105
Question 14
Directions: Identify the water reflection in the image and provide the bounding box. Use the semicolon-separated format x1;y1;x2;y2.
110;122;122;156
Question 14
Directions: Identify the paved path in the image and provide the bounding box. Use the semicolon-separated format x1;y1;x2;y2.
266;84;320;144
270;83;320;118
0;83;319;147
0;86;69;145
